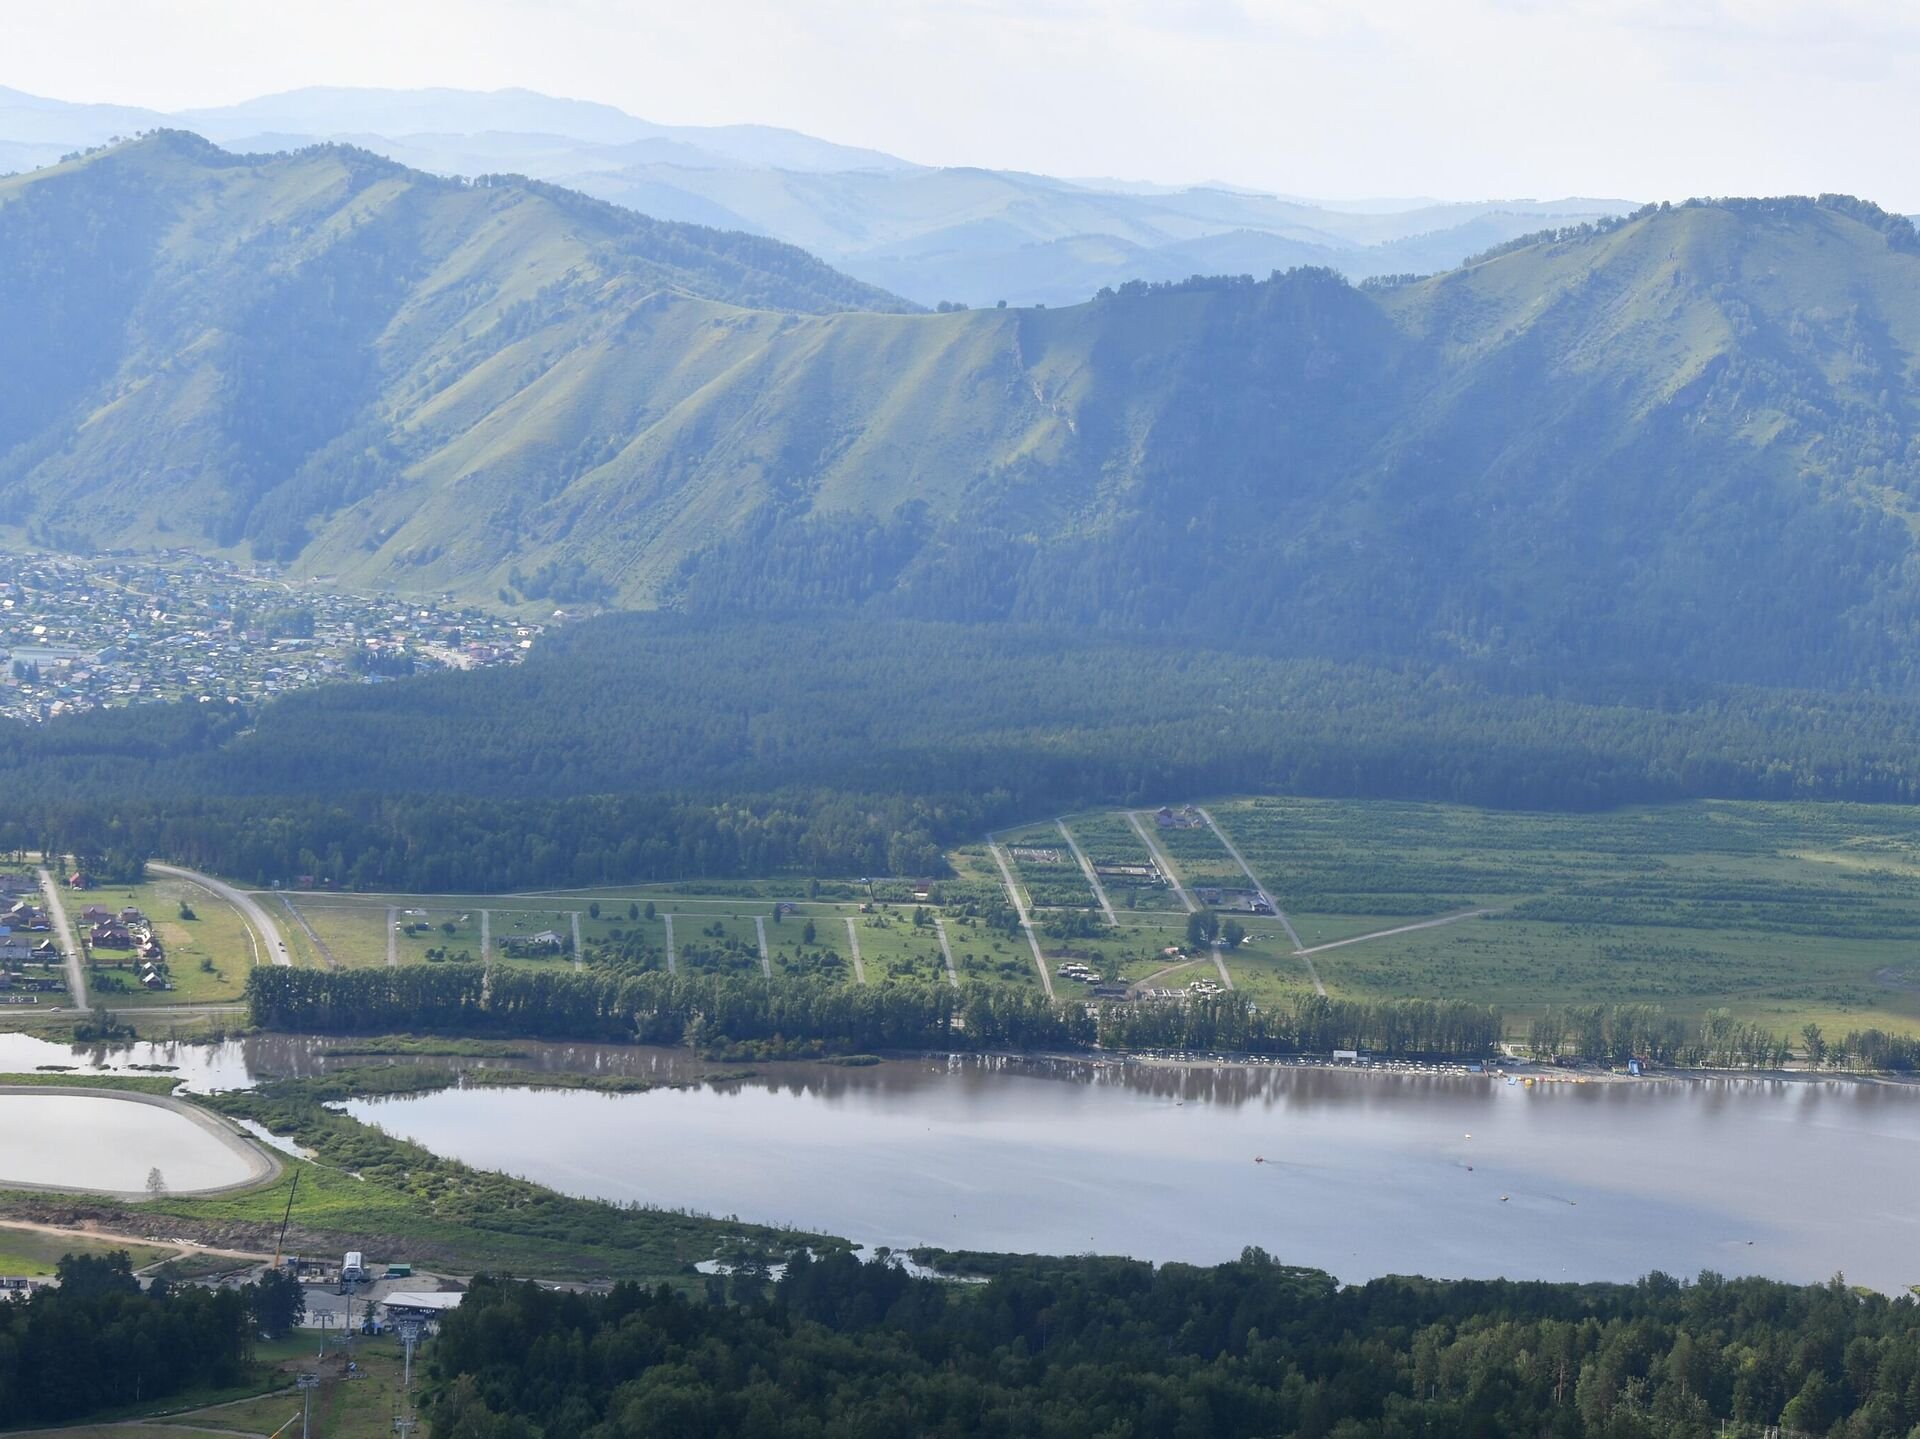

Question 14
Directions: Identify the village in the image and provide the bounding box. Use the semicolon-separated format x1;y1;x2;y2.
0;872;66;1003
0;551;536;722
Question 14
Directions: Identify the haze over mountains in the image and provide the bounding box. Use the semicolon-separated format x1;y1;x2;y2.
0;83;1636;307
3;131;1919;695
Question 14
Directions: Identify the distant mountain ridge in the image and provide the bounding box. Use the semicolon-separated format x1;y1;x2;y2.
1;135;1917;694
0;82;1634;306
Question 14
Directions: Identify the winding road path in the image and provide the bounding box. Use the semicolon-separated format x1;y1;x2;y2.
149;863;290;968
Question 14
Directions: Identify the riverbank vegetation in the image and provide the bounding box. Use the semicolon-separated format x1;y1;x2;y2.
0;1069;835;1285
245;967;1896;1070
428;1250;1920;1438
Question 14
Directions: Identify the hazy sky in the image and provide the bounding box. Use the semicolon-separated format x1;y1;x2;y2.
7;0;1918;207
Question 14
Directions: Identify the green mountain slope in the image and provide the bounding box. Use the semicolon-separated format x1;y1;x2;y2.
0;132;910;561
3;137;1918;690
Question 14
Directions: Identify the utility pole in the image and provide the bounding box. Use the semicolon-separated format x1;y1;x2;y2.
295;1372;319;1439
397;1320;421;1391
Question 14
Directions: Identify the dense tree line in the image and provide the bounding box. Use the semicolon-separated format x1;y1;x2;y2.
15;615;1920;892
1098;993;1503;1059
1527;1006;1793;1068
1843;1029;1920;1072
244;966;1506;1060
425;1252;1920;1438
0;1251;298;1427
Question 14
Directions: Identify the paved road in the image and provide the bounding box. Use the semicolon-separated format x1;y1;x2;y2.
931;914;960;988
754;916;772;977
1056;818;1118;925
36;866;87;1012
987;838;1055;998
387;906;399;966
571;911;584;971
663;914;677;974
150;863;290;968
1299;909;1499;955
1126;813;1198;914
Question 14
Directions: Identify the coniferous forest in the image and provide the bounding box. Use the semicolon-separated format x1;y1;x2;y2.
14;615;1920;891
426;1256;1920;1439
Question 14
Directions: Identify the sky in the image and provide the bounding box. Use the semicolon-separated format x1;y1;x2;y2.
5;0;1918;208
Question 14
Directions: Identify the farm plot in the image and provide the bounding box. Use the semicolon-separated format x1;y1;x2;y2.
996;823;1101;912
1061;812;1179;913
1205;797;1920;1035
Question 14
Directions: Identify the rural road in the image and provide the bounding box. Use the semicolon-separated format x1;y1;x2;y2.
986;838;1056;998
844;917;868;984
1056;818;1118;925
1126;812;1198;914
1193;805;1325;995
278;894;337;969
1299;909;1499;955
931;914;960;988
149;863;291;967
36;865;88;1012
1195;805;1305;953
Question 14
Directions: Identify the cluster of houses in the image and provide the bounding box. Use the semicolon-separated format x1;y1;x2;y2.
501;929;566;956
0;552;535;724
1196;886;1277;916
80;903;170;989
1055;961;1129;999
1153;805;1204;830
0;873;65;998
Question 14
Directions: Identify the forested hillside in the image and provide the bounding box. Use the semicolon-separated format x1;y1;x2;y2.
2;139;1918;693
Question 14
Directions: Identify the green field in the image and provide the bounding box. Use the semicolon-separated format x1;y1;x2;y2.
98;797;1920;1042
1201;797;1920;1036
996;823;1101;912
70;875;258;1006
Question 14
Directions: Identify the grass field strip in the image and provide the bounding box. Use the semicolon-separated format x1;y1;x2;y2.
844;918;867;983
1057;818;1118;925
1126;813;1198;914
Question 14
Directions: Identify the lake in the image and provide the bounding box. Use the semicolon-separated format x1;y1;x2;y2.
342;1056;1920;1290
